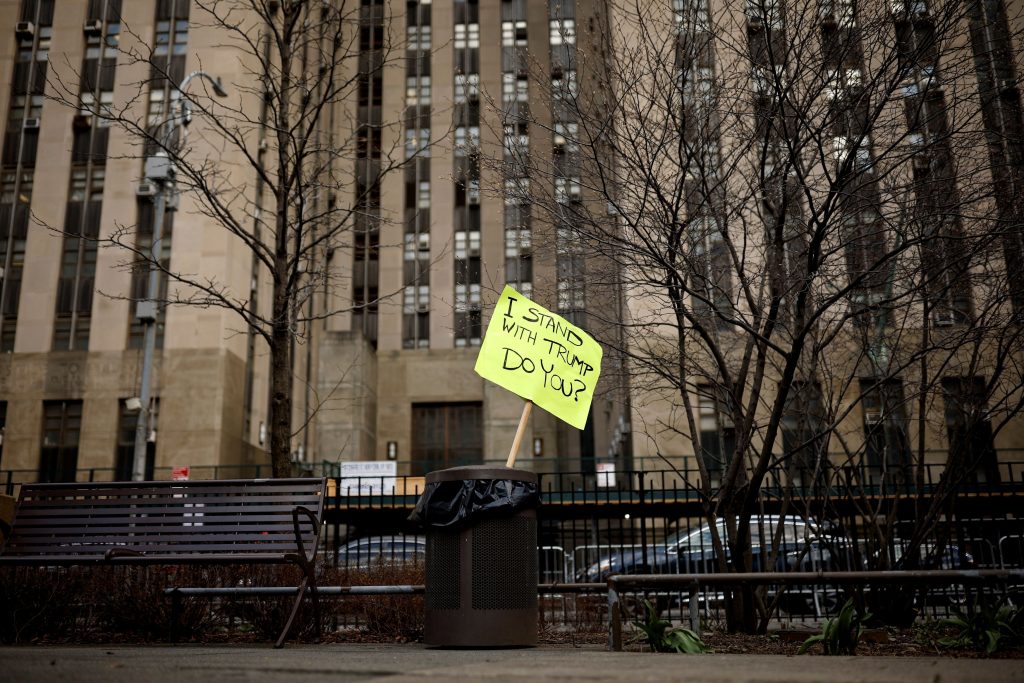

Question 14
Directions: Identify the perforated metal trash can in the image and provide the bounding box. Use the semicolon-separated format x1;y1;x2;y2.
424;466;538;647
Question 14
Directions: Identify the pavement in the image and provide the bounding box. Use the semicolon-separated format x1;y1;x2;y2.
2;644;1021;683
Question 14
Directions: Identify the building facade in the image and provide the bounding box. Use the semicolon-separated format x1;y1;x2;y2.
611;0;1024;489
0;0;632;485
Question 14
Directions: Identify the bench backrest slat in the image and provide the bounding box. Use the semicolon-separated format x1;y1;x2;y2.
1;478;326;559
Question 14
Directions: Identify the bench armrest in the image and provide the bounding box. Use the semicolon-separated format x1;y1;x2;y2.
291;506;321;565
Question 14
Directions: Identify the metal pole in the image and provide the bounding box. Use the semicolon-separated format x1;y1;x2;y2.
128;71;225;483
132;185;166;482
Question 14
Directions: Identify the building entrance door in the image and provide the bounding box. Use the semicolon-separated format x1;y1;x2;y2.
411;402;483;476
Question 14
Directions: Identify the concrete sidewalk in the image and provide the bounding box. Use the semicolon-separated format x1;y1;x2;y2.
2;644;1021;683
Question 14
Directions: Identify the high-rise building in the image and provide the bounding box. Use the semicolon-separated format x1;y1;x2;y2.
610;0;1024;488
0;0;632;484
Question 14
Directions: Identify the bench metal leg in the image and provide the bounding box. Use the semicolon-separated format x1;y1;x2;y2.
275;564;320;649
169;589;182;642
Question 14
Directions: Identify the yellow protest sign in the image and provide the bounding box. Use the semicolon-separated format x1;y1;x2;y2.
474;285;602;430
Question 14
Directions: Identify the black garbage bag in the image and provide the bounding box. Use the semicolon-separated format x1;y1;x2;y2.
409;478;540;529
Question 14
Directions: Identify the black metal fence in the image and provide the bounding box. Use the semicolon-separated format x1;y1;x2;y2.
4;461;1023;632
319;464;1024;630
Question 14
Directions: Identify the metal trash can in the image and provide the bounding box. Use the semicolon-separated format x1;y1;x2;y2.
421;466;538;647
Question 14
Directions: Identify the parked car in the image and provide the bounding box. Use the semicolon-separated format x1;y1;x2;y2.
577;515;854;583
336;535;426;570
576;515;860;615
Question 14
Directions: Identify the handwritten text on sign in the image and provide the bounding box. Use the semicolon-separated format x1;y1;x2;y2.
474;285;602;430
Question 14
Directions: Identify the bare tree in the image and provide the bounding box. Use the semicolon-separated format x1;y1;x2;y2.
47;0;421;476
485;0;1024;631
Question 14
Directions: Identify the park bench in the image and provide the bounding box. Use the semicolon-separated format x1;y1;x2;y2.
0;477;326;648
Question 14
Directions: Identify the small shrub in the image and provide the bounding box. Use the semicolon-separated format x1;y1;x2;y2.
90;566;225;641
631;599;709;653
0;566;92;643
939;600;1022;654
221;564;340;643
799;598;871;655
345;562;425;641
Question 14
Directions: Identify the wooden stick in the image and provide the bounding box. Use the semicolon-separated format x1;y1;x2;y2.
506;401;533;468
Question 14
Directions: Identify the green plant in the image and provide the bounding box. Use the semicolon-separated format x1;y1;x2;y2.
939;600;1022;654
798;598;871;655
631;599;709;653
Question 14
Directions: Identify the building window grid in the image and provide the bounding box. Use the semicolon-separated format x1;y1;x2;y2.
354;0;385;344
404;0;432;349
2;3;53;353
453;3;482;348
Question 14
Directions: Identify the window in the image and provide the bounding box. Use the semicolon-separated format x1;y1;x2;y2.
79;90;114;125
405;127;430;159
405;75;430;106
502;73;528;103
115;398;156;480
404;231;430;259
942;377;999;484
504;177;529;205
417;180;430;209
557;272;586;312
454;125;479;157
454;73;479;103
504;125;529;157
454;229;480;259
832;135;873;171
552;71;578;99
403;284;430;313
504;227;531;257
698;386;735;481
411;403;483;475
39;400;82;483
555;176;581;203
502;20;527;47
407;24;431;50
746;0;782;28
549;18;576;45
860;379;911;488
826;67;863;101
781;381;828;489
454;23;479;49
553;122;577;152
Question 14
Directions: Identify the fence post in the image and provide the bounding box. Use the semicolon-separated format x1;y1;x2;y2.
608;583;622;651
689;582;700;635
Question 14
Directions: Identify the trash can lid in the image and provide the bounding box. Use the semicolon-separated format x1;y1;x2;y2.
425;465;538;485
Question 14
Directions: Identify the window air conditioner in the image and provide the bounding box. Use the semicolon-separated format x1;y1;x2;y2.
934;311;955;326
15;21;35;39
136;182;158;197
416;302;430;313
23;117;40;129
83;19;103;36
865;411;882;425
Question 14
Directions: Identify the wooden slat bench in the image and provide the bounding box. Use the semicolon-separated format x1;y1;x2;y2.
0;477;326;647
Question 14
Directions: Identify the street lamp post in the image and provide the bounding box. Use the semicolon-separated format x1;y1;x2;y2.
132;72;228;482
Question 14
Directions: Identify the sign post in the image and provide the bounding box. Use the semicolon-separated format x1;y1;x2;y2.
475;285;603;467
